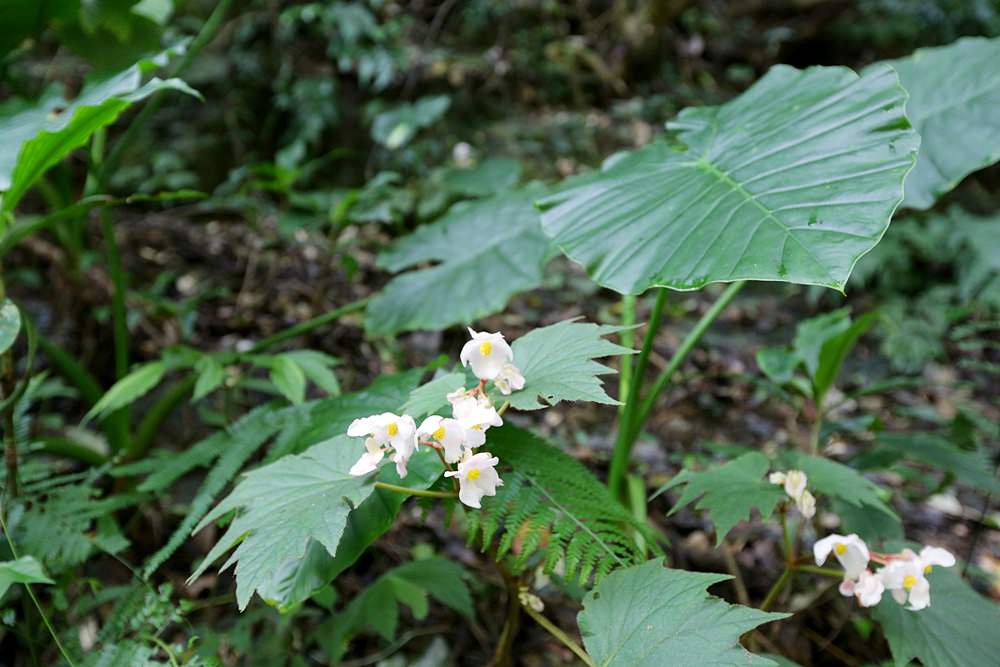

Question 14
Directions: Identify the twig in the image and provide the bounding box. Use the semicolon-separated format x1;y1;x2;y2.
521;603;595;667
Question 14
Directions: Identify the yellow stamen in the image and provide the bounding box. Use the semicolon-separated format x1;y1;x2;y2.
387;422;399;437
467;468;481;481
432;426;446;441
471;424;482;430
903;575;917;590
834;543;847;556
479;341;493;356
924;565;933;575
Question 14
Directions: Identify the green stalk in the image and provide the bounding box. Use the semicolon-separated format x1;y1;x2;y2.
373;482;457;499
521;603;595;667
249;298;369;352
760;566;793;612
627;280;746;445
131;375;197;459
0;266;18;498
608;288;667;498
617;294;636;418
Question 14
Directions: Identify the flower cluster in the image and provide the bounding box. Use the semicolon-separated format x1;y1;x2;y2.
346;328;526;509
815;534;955;610
769;469;816;518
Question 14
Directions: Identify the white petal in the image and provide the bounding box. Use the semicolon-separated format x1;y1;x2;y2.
392;451;409;478
814;534;839;566
919;546;955;568
797;490;816;519
768;472;786;485
838;579;856;597
349;450;383;476
347;416;375;437
784;470;808;500
417;415;443;438
907;578;931;610
890;587;907;605
458;483;485;509
855;571;885;607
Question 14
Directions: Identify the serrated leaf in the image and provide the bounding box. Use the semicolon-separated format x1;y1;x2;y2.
885;37;1000;209
578;558;788;666
401;371;467;418
876;432;1000;495
190;436;376;610
365;188;549;335
0;298;20;355
84;361;167;423
655;452;785;544
269;355;307;404
0;44;200;212
539;65;918;295
872;561;1000;667
0;556;54;599
505;319;632;411
789;454;898;523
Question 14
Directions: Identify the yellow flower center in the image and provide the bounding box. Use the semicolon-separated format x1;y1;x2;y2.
834;543;847;556
903;575;917;590
924;565;933;575
471;424;482;430
432;426;446;441
467;468;482;481
387;422;399;437
480;341;493;356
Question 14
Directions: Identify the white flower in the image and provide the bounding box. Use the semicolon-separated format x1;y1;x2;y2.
494;363;525;395
460;328;513;381
391;450;409;478
880;546;955;611
455;403;503;448
797;490;816;519
814;533;870;580
845;569;885;607
783;470;808;500
418;415;466;463
444;452;503;508
349;437;384;476
348;412;417;455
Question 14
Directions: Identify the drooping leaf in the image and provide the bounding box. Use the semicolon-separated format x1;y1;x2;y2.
538;65;918;295
190;436;376;610
0;556;54;599
365;188;549;335
506;319;633;411
84;361;167;423
578;558;788;666
0;44;200;212
872;562;1000;667
875;432;1000;495
654;452;785;544
884;36;1000;209
268;354;307;404
0;298;20;355
401;371;467;418
255;448;444;611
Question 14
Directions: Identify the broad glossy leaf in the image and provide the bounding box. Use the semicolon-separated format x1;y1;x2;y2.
441;157;522;196
190;436;376;610
0;556;54;599
885;37;1000;209
365;188;549;335
539;65;918;295
578;558;787;666
506;319;632;410
0;298;20;355
876;432;1000;495
654;452;785;544
872;562;1000;667
0;44;199;212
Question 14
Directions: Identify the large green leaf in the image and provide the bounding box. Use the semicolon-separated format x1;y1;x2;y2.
365;188;549;335
504;319;632;411
538;65;918;295
189;436;376;610
0;44;199;213
872;561;1000;667
578;558;787;666
885;37;1000;209
654;452;785;544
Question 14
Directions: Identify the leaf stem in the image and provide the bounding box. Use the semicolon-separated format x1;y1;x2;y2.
608;288;668;498
760;566;793;613
521;603;595;667
373;481;457;499
617;294;637;419
795;565;844;578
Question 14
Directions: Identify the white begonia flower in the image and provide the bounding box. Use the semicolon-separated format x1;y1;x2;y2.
814;533;870;580
444;452;503;508
782;470;808;500
418;415;466;463
851;569;886;607
880;546;954;611
797;490;816;519
460;328;513;381
494;363;525;395
768;472;786;485
349;437;385;476
455;403;503;448
391;450;409;478
348;412;417;453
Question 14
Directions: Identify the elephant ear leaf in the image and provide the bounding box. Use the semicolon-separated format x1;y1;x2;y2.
538;64;918;295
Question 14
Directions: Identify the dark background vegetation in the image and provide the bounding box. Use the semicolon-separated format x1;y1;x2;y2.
1;1;998;665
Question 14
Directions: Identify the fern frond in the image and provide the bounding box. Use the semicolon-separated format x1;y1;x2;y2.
467;425;659;586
